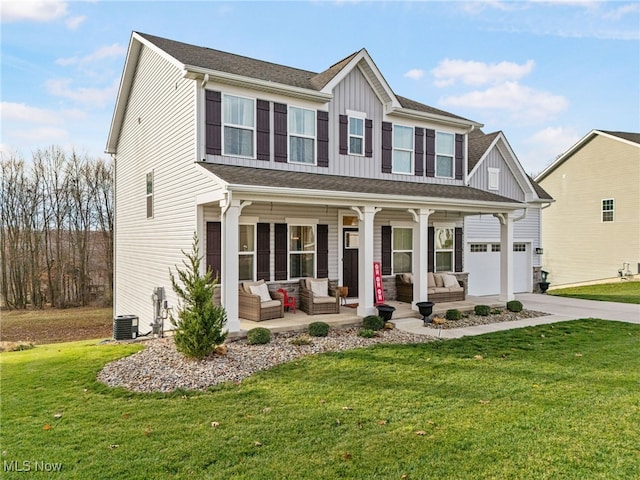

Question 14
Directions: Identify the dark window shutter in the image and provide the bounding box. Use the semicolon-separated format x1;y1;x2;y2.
256;100;270;161
274;103;288;163
455;227;463;272
205;90;221;155
365;119;373;158
316;224;329;278
426;129;435;177
455;134;464;180
206;221;222;281
274;223;288;280
382;122;393;173
381;225;392;275
317;111;329;167
414;127;424;176
339;114;348;155
256;223;270;281
428;226;434;272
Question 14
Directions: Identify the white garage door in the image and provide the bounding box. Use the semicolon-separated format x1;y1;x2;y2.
466;243;531;296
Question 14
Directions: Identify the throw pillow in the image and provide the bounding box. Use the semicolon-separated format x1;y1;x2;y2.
434;273;445;287
443;274;460;288
427;272;436;288
310;279;329;297
250;283;272;303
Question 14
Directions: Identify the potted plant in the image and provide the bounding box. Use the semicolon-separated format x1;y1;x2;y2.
415;301;435;325
376;304;396;321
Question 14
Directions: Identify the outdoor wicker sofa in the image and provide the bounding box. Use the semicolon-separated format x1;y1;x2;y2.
298;278;340;315
396;272;465;303
238;280;285;321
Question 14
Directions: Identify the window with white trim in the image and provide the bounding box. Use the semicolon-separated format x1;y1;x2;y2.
289;225;315;278
392;227;413;273
513;243;526;252
435;227;454;272
238;224;255;281
488;167;500;190
348;116;364;155
602;199;614;222
223;94;255;157
146;171;153;219
436;132;454;178
392;124;413;174
289;106;315;164
470;244;487;253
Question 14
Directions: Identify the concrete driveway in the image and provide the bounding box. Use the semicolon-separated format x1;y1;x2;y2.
394;293;640;339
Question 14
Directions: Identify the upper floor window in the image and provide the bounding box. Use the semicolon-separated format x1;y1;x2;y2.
436;132;454;178
393;227;413;273
289;224;315;278
289;106;315;164
239;224;255;281
146;171;153;219
435;226;454;272
488;167;500;190
223;94;254;157
602;199;614;222
393;125;413;174
349;116;364;155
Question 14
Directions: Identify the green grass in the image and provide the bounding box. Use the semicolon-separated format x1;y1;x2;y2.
2;320;639;479
550;281;640;304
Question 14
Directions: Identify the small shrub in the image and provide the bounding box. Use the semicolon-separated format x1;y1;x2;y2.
362;315;385;331
247;327;271;345
308;322;330;337
290;335;313;346
358;328;377;338
445;309;463;321
491;308;503;315
506;300;523;312
474;305;491;316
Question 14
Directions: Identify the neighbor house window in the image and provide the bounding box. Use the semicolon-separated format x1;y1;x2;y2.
470;244;487;253
348;116;364;155
289;225;315;278
602;199;614;222
146;171;153;218
238;224;255;281
393;227;413;273
393;125;413;174
223;94;255;157
435;227;454;271
436;132;454;178
289;106;315;164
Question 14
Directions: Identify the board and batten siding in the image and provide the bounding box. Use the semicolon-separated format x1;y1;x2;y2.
468;140;526;202
114;44;215;328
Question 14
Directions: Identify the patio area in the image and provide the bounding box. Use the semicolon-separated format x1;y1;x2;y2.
236;296;504;337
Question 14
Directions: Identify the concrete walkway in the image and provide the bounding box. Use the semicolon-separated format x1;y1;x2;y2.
393;293;640;339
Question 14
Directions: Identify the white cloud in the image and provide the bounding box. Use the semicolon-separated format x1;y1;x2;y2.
44;78;119;108
440;81;568;123
65;15;86;30
56;44;127;67
1;1;68;23
10;126;69;144
521;126;582;175
432;59;535;87
1;101;61;124
404;69;425;80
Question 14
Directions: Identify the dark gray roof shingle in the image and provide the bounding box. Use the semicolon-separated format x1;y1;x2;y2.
467;129;499;172
600;131;640;145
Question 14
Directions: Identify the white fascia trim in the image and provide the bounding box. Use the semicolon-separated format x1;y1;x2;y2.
185;66;332;104
386;106;482;130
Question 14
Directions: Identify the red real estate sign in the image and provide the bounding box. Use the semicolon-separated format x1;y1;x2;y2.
373;261;385;304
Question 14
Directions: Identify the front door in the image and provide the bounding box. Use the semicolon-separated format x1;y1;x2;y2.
343;227;359;298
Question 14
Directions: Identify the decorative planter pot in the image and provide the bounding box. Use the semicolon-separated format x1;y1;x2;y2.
376;304;396;321
416;301;435;325
538;282;550;294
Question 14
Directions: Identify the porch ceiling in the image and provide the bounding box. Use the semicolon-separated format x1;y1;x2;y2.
198;162;523;212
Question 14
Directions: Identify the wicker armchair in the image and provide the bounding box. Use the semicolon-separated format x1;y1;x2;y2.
238;280;284;322
298;278;340;315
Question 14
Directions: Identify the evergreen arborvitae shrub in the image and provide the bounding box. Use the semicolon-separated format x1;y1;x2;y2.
506;300;523;312
474;305;491;316
308;321;330;337
169;233;227;360
247;327;271;345
362;315;385;331
445;309;463;321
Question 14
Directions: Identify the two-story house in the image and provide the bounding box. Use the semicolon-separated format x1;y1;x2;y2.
107;32;550;333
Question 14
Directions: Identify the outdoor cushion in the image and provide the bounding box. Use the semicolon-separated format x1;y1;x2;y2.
443;274;460;288
313;296;337;304
432;287;450;294
447;286;464;293
427;272;436;288
310;279;329;297
260;300;281;309
250;283;272;303
402;273;414;284
434;273;445;287
243;279;265;294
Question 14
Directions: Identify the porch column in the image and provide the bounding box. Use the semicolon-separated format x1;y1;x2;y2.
355;206;380;318
495;213;515;302
410;208;434;310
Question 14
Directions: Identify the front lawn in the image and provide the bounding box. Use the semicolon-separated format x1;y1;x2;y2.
1;320;639;479
550;281;640;304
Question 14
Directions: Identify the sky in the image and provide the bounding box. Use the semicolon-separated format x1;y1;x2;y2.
1;0;639;176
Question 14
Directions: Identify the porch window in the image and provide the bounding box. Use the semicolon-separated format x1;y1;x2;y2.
392;125;413;174
348;116;364;155
239;224;255;281
393;227;413;273
223;94;255;157
146;171;153;219
435;227;454;271
602;198;614;222
289;106;315;164
289;225;315;278
436;132;454;178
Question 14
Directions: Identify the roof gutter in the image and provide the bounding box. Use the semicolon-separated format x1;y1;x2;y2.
386;105;483;130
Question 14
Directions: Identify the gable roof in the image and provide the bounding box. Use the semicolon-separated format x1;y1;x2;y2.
535;129;640;182
467;129;500;172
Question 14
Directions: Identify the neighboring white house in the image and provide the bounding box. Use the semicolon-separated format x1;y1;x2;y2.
535;130;640;286
107;32;552;334
464;129;553;296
